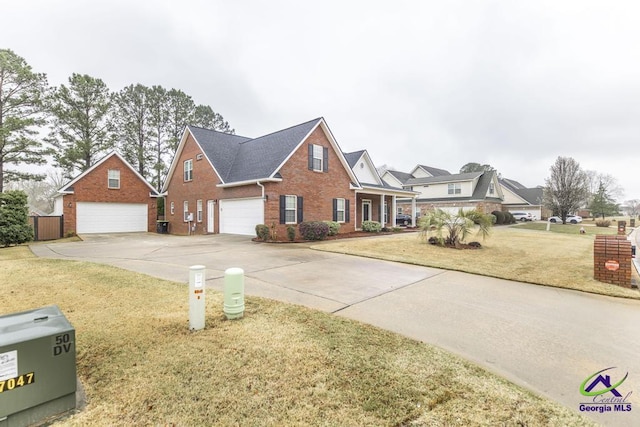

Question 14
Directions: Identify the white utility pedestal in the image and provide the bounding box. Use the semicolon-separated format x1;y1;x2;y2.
189;265;206;330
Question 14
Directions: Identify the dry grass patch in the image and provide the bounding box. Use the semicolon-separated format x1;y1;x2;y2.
313;226;639;299
0;246;592;426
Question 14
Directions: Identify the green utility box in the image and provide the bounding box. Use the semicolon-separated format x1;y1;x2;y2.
0;306;76;426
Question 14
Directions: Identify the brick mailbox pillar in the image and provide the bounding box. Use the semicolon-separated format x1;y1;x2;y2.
617;221;626;235
593;235;632;288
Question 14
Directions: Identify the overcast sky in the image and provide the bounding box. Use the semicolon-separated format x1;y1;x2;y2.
4;0;639;200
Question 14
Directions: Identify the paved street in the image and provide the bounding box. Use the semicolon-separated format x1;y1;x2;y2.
31;232;640;426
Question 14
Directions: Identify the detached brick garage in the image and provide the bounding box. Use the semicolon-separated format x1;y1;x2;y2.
54;152;160;234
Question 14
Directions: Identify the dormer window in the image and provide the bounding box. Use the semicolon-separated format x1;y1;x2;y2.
489;183;495;195
448;183;461;195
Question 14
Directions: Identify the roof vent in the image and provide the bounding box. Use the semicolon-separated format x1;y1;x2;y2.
196;153;203;161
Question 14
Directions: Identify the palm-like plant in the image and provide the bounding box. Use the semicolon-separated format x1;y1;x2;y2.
419;208;492;248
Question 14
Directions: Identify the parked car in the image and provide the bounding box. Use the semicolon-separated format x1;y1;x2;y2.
548;215;583;224
512;212;533;222
566;215;583;224
395;213;412;226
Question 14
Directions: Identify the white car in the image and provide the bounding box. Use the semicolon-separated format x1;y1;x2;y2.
566;215;583;224
512;212;533;221
548;215;582;224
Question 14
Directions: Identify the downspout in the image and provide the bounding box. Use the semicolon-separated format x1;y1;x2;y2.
256;181;265;201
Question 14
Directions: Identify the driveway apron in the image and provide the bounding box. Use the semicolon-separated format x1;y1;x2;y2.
30;232;640;426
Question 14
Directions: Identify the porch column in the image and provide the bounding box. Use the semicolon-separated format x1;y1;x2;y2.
411;197;417;227
380;194;385;227
391;195;397;228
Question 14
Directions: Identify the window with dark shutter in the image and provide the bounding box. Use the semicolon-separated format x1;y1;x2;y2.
297;196;303;223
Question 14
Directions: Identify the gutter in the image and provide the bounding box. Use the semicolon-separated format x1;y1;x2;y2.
216;178;282;188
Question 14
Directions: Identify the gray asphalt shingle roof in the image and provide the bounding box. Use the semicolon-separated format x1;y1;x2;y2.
343;150;365;169
188;118;321;183
385;170;414;184
417;165;451;176
405;171;482;186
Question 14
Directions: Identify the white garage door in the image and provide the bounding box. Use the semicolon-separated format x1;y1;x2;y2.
219;198;264;235
76;202;148;234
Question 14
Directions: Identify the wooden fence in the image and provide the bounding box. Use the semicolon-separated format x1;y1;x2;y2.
29;216;64;241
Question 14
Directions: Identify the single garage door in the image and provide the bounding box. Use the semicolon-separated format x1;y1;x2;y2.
219;198;264;235
76;202;148;233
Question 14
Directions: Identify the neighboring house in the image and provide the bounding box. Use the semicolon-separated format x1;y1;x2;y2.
382;166;503;216
162;117;416;237
343;150;418;227
499;178;548;219
54;152;160;234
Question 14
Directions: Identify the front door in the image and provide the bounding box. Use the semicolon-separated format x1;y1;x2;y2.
207;200;215;233
362;200;371;223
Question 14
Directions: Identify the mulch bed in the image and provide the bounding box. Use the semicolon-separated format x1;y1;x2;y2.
253;228;420;243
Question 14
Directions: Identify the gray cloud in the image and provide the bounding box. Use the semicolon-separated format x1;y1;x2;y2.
3;0;639;199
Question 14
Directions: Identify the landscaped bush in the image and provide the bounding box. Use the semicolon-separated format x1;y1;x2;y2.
323;221;341;236
299;221;329;240
595;219;611;227
255;224;270;241
492;210;505;225
362;220;382;232
286;225;296;241
0;191;33;247
489;214;497;225
503;212;515;224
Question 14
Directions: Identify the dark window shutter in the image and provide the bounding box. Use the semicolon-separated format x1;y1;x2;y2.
308;144;313;170
297;196;303;223
323;147;329;172
345;199;350;223
279;195;286;224
332;198;337;222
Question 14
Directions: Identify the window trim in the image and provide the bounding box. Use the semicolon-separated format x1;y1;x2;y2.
170;201;175;215
184;159;193;182
108;169;120;189
183;201;189;222
284;195;297;224
448;183;461;195
335;198;346;223
196;199;203;222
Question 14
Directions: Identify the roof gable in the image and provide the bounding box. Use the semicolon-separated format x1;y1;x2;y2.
165;118;360;189
344;150;383;186
58;151;159;196
411;164;451;178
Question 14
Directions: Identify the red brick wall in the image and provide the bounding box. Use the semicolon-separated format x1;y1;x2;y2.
263;126;355;238
165;127;355;238
62;155;158;234
593;235;632;288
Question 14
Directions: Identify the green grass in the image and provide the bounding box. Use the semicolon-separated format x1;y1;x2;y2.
514;221;618;235
0;246;593;426
314;226;639;299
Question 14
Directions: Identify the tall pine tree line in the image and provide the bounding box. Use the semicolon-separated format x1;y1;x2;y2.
0;49;233;192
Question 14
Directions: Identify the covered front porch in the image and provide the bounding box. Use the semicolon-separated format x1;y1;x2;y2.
354;185;418;230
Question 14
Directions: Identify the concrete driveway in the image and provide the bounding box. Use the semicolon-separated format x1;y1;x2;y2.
31;232;640;426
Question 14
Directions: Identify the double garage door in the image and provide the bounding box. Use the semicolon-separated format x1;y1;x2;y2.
76;202;148;234
219;198;264;236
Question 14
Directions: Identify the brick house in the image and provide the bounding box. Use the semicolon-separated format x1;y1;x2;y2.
54;152;160;234
162;117;415;237
382;165;504;217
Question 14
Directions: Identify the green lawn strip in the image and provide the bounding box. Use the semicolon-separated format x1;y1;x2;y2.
313;226;639;300
0;247;591;426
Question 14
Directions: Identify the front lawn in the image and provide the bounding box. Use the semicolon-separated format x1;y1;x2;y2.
0;246;592;426
313;226;639;299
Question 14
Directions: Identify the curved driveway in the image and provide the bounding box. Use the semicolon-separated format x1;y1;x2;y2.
31;232;640;426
